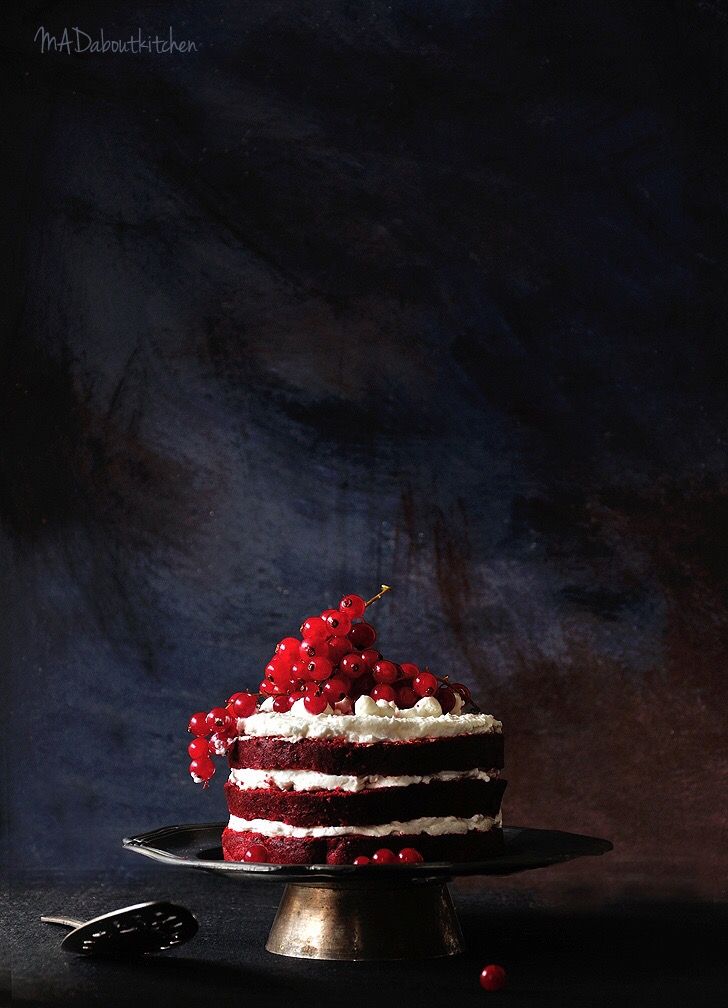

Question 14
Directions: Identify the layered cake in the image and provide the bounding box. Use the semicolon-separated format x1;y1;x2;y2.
186;587;505;864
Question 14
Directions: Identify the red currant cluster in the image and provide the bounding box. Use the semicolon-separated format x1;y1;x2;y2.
185;586;475;785
258;587;472;715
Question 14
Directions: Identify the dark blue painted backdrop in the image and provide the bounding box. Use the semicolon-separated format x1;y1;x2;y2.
3;1;727;892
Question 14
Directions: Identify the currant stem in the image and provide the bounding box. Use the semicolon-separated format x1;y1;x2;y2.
365;584;392;607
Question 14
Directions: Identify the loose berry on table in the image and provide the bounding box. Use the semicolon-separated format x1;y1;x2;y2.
243;844;269;863
397;848;424;863
479;965;506;992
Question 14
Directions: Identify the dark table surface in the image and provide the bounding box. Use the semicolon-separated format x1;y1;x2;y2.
6;865;726;1008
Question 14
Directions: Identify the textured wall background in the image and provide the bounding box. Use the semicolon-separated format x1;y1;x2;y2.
3;1;727;894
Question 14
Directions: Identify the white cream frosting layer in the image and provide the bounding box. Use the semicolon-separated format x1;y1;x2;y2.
235;710;501;744
227;812;502;838
228;767;499;793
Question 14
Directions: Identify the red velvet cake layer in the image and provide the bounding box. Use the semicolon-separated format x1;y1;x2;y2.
225;777;506;827
222;826;504;864
229;732;503;775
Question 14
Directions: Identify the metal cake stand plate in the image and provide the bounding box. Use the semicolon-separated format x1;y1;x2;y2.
123;823;611;961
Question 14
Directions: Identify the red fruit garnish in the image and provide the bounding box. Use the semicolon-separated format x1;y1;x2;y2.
412;671;438;697
321;609;352;636
259;680;275;696
187;737;211;760
373;660;398;684
348;621;376;649
187;712;210;737
351;671;375;698
300;616;329;641
205;707;232;733
359;648;381;669
327;635;354;663
340;653;366;677
339;593;366;619
243;844;269;863
264;658;290;685
228;692;257;718
275;636;300;658
451;683;472;704
398;847;424;863
272;695;293;712
399;662;420;679
189;756;215;783
353;855;370;865
479;964;506;992
370;684;397;703
436;685;457;714
302;681;320;696
322;677;348;703
303;693;329;715
299;637;328;660
372;848;397;864
304;656;333;682
397;685;419;708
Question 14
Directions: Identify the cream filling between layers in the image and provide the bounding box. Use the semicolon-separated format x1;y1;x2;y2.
228;767;500;792
226;812;503;838
235;710;501;744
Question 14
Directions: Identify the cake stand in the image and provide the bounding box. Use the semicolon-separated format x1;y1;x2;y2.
123;823;611;961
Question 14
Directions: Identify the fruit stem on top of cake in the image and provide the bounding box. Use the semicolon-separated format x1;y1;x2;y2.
186;587;477;786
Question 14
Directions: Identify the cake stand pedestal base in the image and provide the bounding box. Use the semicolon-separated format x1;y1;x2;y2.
265;879;464;960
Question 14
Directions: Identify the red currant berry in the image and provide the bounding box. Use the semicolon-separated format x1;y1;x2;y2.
353;855;370;865
339;593;366;619
327;635;353;663
264;658;286;683
243;844;269;863
370;684;397;703
451;683;472;704
187;737;211;760
373;660;398;684
302;681;320;696
299;637;328;660
348;621;376;649
399;662;420;679
205;707;231;732
300;616;329;641
372;848;397;864
351;671;375;698
412;671;438;697
397;685;419;708
340;653;365;677
189;756;215;782
272;695;293;712
187;712;210;736
304;693;329;715
275;636;300;658
228;692;257;718
305;656;333;682
436;685;457;714
359;648;381;669
322;677;348;703
290;691;305;702
479;965;506;992
321;609;352;635
398;847;424;863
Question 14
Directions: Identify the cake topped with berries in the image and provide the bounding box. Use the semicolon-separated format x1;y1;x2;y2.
186;586;505;865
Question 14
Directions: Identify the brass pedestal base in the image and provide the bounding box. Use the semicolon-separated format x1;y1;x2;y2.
265;880;464;960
